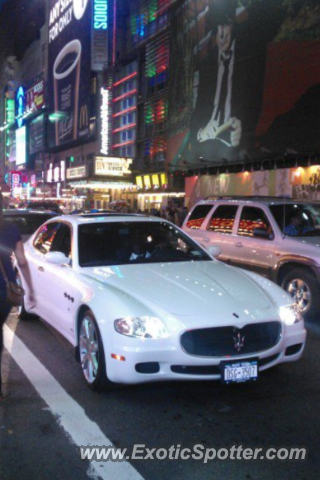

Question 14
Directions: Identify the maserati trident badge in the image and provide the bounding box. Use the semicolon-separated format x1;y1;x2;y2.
233;331;245;352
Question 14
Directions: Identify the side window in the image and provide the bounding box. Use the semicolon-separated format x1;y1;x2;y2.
186;205;213;229
33;222;60;254
207;205;238;234
50;223;72;258
238;207;273;238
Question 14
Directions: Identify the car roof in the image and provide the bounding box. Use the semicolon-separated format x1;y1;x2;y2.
3;209;58;216
198;196;320;206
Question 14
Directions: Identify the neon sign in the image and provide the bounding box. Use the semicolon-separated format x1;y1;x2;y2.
100;87;110;155
93;0;108;29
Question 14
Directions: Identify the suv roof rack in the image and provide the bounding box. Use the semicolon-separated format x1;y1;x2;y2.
205;196;292;201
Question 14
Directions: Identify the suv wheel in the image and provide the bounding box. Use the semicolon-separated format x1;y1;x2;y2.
281;268;320;321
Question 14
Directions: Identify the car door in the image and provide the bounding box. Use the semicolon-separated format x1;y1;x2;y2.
42;222;80;340
24;221;61;319
228;205;276;277
200;204;240;260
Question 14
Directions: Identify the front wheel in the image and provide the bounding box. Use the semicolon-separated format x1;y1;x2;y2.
78;310;112;390
281;268;320;321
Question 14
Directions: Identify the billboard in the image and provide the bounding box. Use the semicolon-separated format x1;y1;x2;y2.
16;126;27;166
26;79;45;113
29;114;45;155
168;0;320;167
47;0;92;148
91;0;109;71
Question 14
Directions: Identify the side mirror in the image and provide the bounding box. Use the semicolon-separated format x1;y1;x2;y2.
207;245;221;257
45;251;70;265
253;228;273;240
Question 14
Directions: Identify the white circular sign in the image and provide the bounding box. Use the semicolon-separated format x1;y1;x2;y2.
73;0;89;20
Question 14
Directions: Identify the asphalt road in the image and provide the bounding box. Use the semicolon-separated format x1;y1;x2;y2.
1;312;320;480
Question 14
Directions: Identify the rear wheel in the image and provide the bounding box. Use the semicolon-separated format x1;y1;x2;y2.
78;310;112;390
281;268;320;321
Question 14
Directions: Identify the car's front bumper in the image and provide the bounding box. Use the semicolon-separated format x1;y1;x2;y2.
105;322;307;384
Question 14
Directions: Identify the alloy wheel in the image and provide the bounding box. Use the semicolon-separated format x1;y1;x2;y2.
79;315;100;384
287;278;311;313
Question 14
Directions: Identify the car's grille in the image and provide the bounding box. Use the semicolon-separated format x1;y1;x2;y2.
181;322;282;357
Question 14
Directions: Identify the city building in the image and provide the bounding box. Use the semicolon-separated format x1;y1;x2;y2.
1;0;320;210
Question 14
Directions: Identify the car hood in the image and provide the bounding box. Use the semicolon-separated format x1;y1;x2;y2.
83;261;273;316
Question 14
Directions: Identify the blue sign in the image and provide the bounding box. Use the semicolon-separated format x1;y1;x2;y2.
93;0;108;30
16;86;25;128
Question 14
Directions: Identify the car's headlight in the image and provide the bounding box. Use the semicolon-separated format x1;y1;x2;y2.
114;316;169;339
279;305;303;325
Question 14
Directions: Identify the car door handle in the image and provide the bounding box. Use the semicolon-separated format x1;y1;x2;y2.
235;242;243;247
38;266;44;272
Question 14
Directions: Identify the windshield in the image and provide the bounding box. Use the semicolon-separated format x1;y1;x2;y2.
78;221;211;267
270;203;320;237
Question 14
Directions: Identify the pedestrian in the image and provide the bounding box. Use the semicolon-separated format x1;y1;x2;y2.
0;192;35;399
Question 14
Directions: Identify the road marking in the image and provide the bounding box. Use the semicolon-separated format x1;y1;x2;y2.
3;325;144;480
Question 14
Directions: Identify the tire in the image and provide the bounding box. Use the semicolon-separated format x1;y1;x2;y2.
78;310;112;390
281;268;320;321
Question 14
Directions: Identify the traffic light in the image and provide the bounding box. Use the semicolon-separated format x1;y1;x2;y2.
70;156;74;162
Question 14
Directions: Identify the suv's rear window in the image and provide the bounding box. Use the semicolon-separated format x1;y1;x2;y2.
185;205;212;229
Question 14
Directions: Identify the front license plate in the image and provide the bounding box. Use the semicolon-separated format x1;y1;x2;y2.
221;360;258;384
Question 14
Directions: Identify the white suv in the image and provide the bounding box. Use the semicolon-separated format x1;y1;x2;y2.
182;197;320;321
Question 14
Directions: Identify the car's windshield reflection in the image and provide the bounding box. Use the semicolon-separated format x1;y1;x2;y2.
78;221;211;267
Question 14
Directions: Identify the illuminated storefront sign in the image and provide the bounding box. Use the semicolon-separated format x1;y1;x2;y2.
12;173;20;188
91;0;108;71
47;163;53;183
100;87;110;155
16;126;26;166
30;175;37;187
60;160;66;181
95;157;132;176
5;96;15;166
136;173;167;190
143;175;151;189
136;176;143;188
152;174;160;187
54;166;60;182
5;98;15;123
66;166;87;179
160;173;168;186
16;87;25;128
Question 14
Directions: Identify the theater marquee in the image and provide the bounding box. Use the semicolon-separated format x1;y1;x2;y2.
95;157;132;176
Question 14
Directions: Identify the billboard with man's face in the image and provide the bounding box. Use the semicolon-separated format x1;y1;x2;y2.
47;0;91;148
168;0;320;168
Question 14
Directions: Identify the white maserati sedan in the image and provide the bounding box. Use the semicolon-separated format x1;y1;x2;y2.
19;213;306;390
